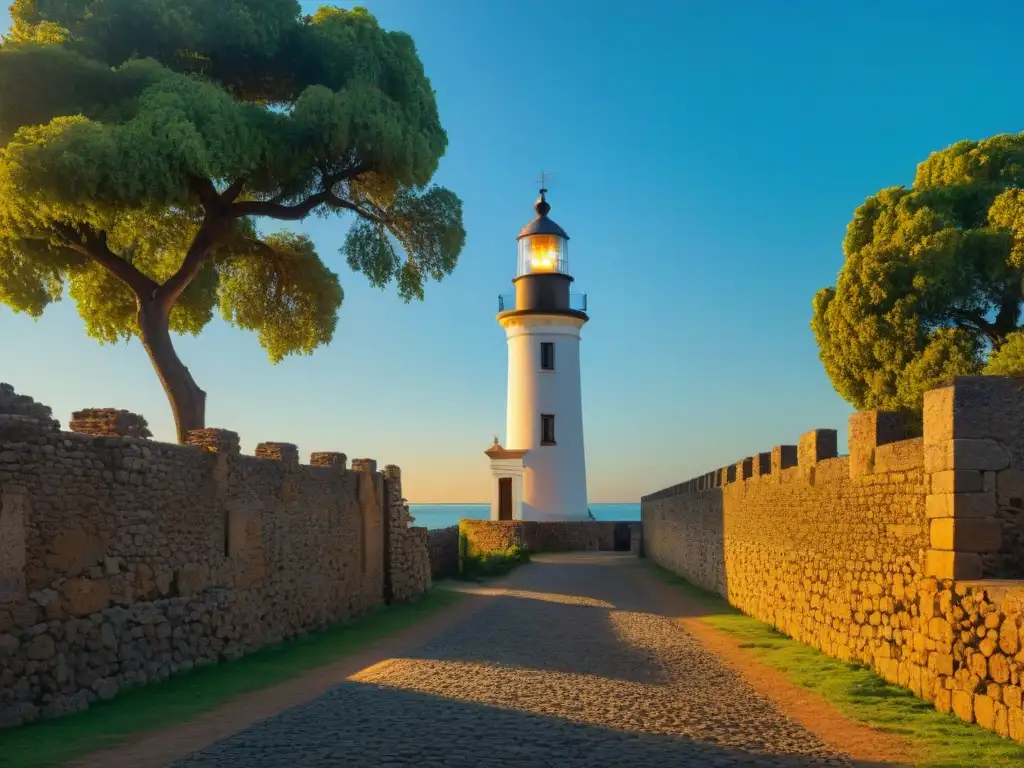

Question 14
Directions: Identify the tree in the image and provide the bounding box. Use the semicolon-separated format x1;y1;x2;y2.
812;132;1024;416
0;1;465;441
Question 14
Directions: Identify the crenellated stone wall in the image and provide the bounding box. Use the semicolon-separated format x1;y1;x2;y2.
0;384;432;728
641;376;1024;743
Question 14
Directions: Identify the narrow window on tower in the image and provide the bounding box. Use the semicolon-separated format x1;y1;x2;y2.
540;341;555;371
541;413;556;445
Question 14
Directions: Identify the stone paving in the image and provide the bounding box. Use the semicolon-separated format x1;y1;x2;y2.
173;554;889;767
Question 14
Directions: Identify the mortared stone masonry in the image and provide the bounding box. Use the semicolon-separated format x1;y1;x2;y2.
642;375;1024;742
0;385;431;728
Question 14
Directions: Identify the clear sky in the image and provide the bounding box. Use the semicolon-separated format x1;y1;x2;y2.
2;1;1022;502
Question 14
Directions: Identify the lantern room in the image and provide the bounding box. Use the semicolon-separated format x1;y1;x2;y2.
516;189;570;277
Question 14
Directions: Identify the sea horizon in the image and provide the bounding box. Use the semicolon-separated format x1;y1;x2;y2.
406;501;639;506
408;501;641;530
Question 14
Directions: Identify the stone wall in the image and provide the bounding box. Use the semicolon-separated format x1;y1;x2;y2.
382;464;432;602
0;384;432;728
459;520;640;558
428;527;459;579
641;376;1024;743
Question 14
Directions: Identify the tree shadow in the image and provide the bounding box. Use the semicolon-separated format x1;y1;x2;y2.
172;678;900;767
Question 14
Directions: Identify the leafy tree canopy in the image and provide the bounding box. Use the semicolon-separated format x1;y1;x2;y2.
812;133;1024;415
0;0;464;364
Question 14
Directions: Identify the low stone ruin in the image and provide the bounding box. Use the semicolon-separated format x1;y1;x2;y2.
69;408;152;439
0;382;60;429
185;428;241;454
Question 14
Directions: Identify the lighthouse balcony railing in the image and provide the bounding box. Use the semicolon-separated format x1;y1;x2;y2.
497;293;587;313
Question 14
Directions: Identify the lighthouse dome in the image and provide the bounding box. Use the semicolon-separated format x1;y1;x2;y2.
516;190;569;276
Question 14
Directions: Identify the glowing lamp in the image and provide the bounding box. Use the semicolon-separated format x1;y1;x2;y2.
516;189;569;277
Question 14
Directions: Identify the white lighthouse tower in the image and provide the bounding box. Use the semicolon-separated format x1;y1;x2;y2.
485;187;589;522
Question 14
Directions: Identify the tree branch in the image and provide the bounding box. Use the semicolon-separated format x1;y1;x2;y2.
154;175;249;311
222;177;248;203
156;215;231;312
226;165;373;222
229;189;380;222
160;167;371;312
53;223;158;298
947;307;1003;346
188;175;220;212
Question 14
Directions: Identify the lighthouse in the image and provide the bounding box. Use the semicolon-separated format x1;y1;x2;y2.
485;187;589;522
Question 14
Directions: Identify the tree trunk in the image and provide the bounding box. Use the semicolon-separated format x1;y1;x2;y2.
992;295;1022;349
137;298;207;443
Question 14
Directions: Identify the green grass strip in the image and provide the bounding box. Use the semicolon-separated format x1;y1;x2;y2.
649;566;1024;768
0;587;462;768
458;545;531;581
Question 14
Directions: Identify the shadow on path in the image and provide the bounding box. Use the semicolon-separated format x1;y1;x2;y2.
173;553;906;767
173;678;897;768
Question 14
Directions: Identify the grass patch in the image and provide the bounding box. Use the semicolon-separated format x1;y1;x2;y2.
0;588;462;768
650;566;1024;768
459;545;530;581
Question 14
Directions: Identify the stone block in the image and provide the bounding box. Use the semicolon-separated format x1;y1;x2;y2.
45;529;103;577
771;445;798;473
255;442;299;466
739;457;753;480
1010;705;1024;742
60;578;111;617
931;470;984;494
930;518;1002;553
849;411;905;476
925;492;996;519
924;375;1024;445
851;414;901;476
976;694;996;729
753;452;771;476
952;689;975;723
382;465;402;480
798;428;838;466
874;438;924;473
185;428;241;455
69;408;151;438
352;458;378;474
926;549;983;580
310;452;346;468
924;438;1010;473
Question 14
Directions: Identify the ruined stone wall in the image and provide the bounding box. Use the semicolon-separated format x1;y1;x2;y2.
382;465;432;603
0;385;432;728
459;520;640;557
641;376;1024;743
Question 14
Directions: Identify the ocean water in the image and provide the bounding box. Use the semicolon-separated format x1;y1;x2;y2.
408;502;641;530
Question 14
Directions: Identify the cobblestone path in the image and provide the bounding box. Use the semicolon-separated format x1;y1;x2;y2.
173;554;890;767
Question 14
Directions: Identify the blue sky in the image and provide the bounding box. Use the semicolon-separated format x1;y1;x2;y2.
2;1;1021;502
